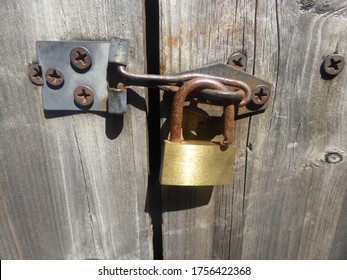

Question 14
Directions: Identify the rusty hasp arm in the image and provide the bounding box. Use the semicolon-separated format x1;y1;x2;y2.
107;37;249;106
115;65;250;106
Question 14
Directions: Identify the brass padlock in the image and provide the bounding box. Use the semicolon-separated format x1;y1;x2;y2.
160;78;239;186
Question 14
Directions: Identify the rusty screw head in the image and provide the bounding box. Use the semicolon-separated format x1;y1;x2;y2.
323;54;345;76
28;64;43;86
227;53;247;71
251;85;271;105
70;47;92;71
74;86;94;107
46;68;64;88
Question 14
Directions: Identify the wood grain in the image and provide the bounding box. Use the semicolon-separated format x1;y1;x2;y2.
0;0;152;259
159;0;347;259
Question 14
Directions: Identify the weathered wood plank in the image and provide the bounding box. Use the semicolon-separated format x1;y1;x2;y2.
159;0;257;259
0;0;152;259
159;0;346;259
243;0;347;259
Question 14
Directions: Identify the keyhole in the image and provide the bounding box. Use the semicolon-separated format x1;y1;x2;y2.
232;57;244;67
255;88;267;100
78;89;91;103
49;70;61;82
328;58;342;70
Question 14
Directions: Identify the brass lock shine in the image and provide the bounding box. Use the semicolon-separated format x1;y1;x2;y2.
160;78;238;186
161;140;236;186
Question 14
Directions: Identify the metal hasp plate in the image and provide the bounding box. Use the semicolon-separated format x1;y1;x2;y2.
36;37;271;115
181;63;272;117
37;37;128;113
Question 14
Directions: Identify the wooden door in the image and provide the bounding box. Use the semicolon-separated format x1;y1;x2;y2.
1;0;346;260
159;0;347;259
0;0;152;259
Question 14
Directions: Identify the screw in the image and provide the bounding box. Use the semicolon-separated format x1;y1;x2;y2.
323;54;345;76
28;64;43;86
74;86;94;107
70;47;92;71
251;85;271;105
227;53;247;71
46;68;64;88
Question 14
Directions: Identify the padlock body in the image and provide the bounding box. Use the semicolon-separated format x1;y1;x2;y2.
160;140;236;186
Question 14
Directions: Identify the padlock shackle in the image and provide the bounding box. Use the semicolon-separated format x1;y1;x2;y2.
170;78;236;145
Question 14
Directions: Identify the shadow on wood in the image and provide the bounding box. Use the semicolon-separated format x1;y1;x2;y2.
161;186;214;212
43;88;147;141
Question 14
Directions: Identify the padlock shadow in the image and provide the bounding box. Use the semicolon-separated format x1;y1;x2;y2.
161;185;214;212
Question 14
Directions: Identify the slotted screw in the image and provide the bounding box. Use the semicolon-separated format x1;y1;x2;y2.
323;54;345;76
227;53;247;71
28;64;43;86
74;86;94;107
70;47;92;71
46;68;64;88
251;85;271;105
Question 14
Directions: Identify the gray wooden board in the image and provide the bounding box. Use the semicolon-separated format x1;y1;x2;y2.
0;0;152;259
159;0;347;259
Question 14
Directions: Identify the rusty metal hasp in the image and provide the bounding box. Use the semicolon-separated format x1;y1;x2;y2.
30;36;272;116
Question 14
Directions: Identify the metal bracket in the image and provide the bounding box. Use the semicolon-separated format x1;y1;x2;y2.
36;37;128;113
31;37;272;116
179;63;272;117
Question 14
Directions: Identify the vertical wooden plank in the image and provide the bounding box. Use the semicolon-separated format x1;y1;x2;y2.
159;0;257;259
159;0;347;259
243;0;347;259
0;0;152;259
